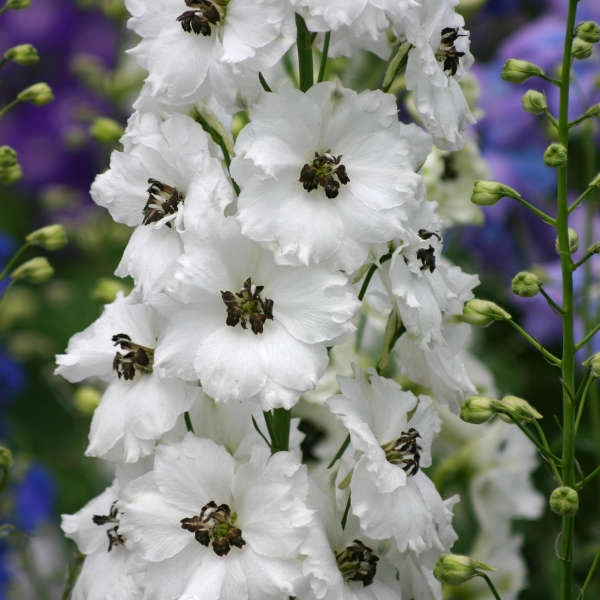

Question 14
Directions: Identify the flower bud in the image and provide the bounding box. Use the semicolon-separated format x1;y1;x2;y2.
25;224;67;251
521;89;547;114
555;227;579;255
89;117;123;145
74;385;102;416
471;180;521;206
434;554;495;586
572;37;593;60
460;299;512;327
0;145;17;168
4;43;38;66
11;257;54;284
584;103;600;118
0;446;13;471
460;395;498;424
90;278;129;304
17;82;54;106
501;59;544;83
544;143;567;168
0;147;22;183
497;395;543;423
5;0;31;9
583;353;600;378
512;271;542;297
576;21;600;43
549;486;579;516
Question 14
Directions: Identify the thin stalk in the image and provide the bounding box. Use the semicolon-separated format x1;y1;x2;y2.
512;194;556;226
327;434;350;469
0;243;30;280
539;286;564;315
568;184;596;214
505;319;562;366
539;73;562;86
571;249;598;271
295;14;314;92
0;57;8;70
479;574;502;600
574;322;600;352
578;548;600;599
317;32;330;83
0;97;21;118
575;464;600;491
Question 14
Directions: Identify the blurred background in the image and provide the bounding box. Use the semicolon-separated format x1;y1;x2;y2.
0;0;598;598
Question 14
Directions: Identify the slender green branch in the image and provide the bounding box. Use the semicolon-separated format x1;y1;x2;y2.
539;73;562;86
183;411;194;433
258;72;272;92
571;248;599;271
568;113;596;129
0;57;8;70
574;372;594;433
358;252;392;302
511;194;556;226
479;574;502;600
295;14;314;92
317;32;330;83
0;243;31;280
532;419;563;481
0;97;21;118
505;319;562;366
545;110;559;130
574;322;600;351
578;548;600;599
576;463;600;491
328;434;350;469
568;184;597;214
539;286;564;315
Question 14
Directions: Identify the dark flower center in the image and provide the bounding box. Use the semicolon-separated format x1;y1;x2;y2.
92;501;125;552
181;501;245;556
435;26;466;77
112;333;154;381
416;230;441;273
142;178;184;227
441;154;459;181
381;427;422;476
221;277;274;335
336;539;379;586
177;0;222;36
299;152;350;199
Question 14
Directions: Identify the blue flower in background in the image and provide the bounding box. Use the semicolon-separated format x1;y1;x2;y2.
14;465;56;534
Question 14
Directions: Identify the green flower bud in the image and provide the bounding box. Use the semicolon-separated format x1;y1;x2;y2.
584;103;600;118
549;486;579;516
17;82;54;106
501;59;544;83
4;43;38;66
460;299;512;327
497;395;543;423
11;257;54;284
460;395;498;424
434;554;495;586
74;385;102;416
544;143;568;168
25;224;68;251
572;37;593;60
521;89;547;114
576;21;600;43
555;227;579;255
90;278;129;304
0;446;13;471
583;353;600;378
0;146;17;168
471;180;521;206
512;271;542;298
89;117;123;145
5;0;31;9
0;162;22;184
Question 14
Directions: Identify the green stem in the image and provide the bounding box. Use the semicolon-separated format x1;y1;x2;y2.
0;57;8;70
545;110;559;131
328;433;350;469
505;319;562;367
0;97;21;118
512;194;556;226
576;463;600;491
184;411;194;433
568;113;595;129
479;574;502;600
0;280;17;309
578;548;600;599
295;14;314;92
258;72;272;92
61;551;84;600
574;322;600;352
0;243;31;280
571;248;598;271
539;286;564;315
317;32;330;83
358;252;392;302
540;73;562;86
568;184;596;214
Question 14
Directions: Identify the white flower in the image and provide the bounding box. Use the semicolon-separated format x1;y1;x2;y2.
154;221;359;410
328;366;458;555
231;82;431;272
91;113;233;299
120;434;314;600
55;292;200;462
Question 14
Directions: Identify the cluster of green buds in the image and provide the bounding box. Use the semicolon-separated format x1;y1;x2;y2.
572;21;600;60
460;394;542;425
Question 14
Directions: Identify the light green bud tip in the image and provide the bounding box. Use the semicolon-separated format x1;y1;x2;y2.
25;224;68;251
11;256;54;284
0;446;13;470
544;143;567;168
91;278;128;304
584;103;600;118
549;486;579;516
17;82;54;106
583;353;600;378
460;395;498;424
89;117;124;145
460;299;512;327
572;37;593;60
555;227;579;255
4;43;38;66
497;395;543;423
576;21;600;43
521;89;547;114
501;59;544;83
434;554;495;586
5;0;31;9
471;180;521;206
512;271;542;298
0;145;22;183
74;386;102;416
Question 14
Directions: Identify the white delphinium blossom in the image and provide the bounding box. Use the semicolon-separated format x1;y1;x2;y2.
154;220;359;409
328;366;458;555
120;434;314;600
231;82;431;272
125;0;295;109
55;292;200;462
91;113;233;299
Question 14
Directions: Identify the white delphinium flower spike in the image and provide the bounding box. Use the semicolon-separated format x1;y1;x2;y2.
328;366;458;556
55;292;200;462
120;434;314;600
154;220;359;409
231;82;431;272
91;113;233;299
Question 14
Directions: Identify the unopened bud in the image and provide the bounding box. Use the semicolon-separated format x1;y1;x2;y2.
544;143;568;168
572;37;593;60
549;486;579;516
434;554;495;586
472;180;521;206
461;299;512;327
576;21;600;43
11;257;54;284
584;103;600;118
89;117;123;145
583;353;600;378
0;146;17;168
17;82;54;106
497;395;543;423
5;0;31;9
74;386;102;415
4;43;38;66
25;224;67;251
90;278;129;304
0;446;13;470
521;89;547;114
460;396;498;424
501;59;544;83
0;162;22;184
555;227;579;254
512;271;542;297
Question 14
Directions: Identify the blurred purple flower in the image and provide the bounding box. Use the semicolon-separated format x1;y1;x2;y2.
14;465;56;534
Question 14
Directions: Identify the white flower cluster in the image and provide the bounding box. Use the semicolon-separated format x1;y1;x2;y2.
57;1;488;598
